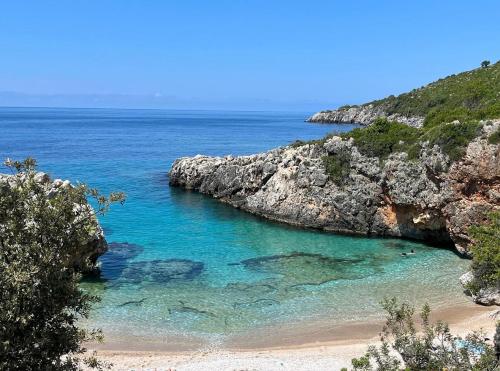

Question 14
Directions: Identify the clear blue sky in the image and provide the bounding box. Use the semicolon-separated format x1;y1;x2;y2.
0;0;499;111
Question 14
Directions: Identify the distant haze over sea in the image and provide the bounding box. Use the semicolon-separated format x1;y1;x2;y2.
0;91;342;112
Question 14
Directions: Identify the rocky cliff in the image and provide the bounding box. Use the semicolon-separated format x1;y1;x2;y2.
0;172;107;272
170;120;499;256
307;104;425;128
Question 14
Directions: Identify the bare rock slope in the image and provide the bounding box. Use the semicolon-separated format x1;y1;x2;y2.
307;104;425;128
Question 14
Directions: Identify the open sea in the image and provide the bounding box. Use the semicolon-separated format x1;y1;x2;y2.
0;107;470;347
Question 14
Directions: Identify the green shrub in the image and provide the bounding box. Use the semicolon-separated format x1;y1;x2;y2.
424;102;500;128
367;61;500;126
0;158;124;370
343;118;421;159
423;120;482;161
338;104;356;110
469;211;500;292
346;298;498;370
488;126;500;144
322;149;351;185
309;63;498;166
310;117;482;165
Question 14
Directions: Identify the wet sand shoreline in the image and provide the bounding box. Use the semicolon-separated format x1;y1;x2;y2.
86;302;498;370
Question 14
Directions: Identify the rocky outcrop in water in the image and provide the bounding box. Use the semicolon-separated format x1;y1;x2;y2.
307;104;425;128
0;172;107;272
169;120;499;258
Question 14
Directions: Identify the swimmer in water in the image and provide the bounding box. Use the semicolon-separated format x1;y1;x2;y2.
401;249;416;257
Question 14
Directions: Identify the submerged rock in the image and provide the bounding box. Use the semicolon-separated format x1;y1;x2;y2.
98;242;144;280
121;258;204;284
233;298;279;309
106;242;144;260
240;252;366;284
117;298;147;307
168;300;216;318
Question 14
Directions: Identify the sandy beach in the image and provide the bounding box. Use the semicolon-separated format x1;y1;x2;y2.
85;303;498;370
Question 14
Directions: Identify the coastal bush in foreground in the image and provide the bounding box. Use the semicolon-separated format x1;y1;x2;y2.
0;158;124;370
342;298;499;371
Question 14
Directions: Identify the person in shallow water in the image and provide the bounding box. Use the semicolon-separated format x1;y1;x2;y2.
401;249;416;257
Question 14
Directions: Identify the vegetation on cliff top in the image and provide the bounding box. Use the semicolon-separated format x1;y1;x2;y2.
367;61;500;127
303;61;500;184
0;158;124;370
340;117;484;162
343;118;421;159
488;126;500;144
319;118;485;185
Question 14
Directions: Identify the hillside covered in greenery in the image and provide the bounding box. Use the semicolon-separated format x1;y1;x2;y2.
301;61;500;164
366;60;500;127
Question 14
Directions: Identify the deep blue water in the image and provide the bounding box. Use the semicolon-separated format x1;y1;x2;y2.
0;107;469;346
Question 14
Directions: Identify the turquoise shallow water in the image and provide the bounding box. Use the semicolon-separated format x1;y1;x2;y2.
0;107;470;346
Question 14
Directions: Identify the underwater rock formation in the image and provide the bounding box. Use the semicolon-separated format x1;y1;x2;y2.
120;258;204;284
98;242;144;280
240;252;365;284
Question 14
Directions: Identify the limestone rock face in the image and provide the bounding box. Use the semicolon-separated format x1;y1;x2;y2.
306;104;425;128
0;172;107;272
460;271;500;306
443;124;500;254
170;120;499;257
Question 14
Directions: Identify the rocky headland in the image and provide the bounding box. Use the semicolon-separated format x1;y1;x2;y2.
306;104;425;128
169;120;498;255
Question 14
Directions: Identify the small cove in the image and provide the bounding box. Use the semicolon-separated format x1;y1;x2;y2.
0;107;471;348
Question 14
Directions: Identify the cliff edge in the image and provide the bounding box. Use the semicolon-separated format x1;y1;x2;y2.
307;105;425;127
